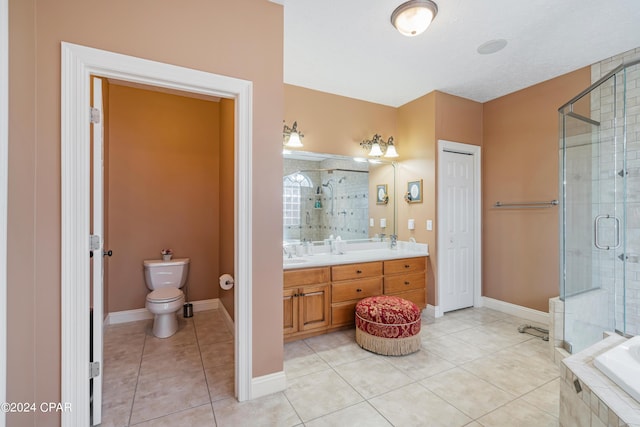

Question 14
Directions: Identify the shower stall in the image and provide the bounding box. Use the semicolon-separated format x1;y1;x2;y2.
559;57;640;354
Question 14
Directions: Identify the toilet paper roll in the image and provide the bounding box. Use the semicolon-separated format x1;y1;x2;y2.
219;273;234;290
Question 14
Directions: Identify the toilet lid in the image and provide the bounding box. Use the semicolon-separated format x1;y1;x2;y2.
147;288;183;303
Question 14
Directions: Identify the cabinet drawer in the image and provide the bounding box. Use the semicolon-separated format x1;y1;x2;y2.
284;267;330;287
387;289;426;309
384;272;425;294
331;277;382;303
331;301;358;326
331;262;382;281
384;257;426;275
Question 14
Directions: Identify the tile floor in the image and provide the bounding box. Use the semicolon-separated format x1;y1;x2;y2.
100;307;560;426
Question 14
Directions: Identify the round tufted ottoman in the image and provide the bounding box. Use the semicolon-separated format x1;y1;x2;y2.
355;295;421;356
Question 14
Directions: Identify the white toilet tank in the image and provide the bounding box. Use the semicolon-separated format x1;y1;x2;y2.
143;258;190;290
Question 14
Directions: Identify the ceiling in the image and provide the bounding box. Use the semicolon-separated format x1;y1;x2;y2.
278;0;640;107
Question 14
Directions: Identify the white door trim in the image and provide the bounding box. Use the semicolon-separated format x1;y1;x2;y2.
437;140;482;315
0;0;8;425
61;42;253;426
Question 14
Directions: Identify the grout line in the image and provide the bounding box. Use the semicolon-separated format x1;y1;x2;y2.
192;312;220;425
127;322;149;427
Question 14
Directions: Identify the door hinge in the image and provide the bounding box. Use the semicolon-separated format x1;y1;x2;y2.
90;107;101;124
90;235;101;251
89;361;100;379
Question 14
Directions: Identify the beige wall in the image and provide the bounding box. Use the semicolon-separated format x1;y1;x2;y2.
482;67;590;311
284;85;397;157
7;1;283;424
107;84;225;312
397;92;437;304
7;0;37;423
396;91;483;306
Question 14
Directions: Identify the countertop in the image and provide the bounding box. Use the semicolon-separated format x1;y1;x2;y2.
283;241;429;270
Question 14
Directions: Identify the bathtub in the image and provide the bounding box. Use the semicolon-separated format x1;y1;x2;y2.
594;335;640;403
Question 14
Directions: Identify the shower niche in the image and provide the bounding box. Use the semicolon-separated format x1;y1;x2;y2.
559;55;640;354
283;151;396;243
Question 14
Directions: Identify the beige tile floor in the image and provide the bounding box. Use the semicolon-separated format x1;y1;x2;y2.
100;307;559;426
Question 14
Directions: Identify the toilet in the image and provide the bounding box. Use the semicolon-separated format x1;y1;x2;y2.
143;257;190;338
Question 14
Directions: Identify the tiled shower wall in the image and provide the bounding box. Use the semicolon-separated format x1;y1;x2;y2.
592;48;640;337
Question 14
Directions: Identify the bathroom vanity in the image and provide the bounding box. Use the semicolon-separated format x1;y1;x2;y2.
283;244;428;342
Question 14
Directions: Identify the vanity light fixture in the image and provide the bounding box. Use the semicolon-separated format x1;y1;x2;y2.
391;0;438;37
360;134;399;158
283;121;304;148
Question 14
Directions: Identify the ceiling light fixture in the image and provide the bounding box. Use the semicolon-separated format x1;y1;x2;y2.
283;121;304;148
360;134;399;158
391;0;438;37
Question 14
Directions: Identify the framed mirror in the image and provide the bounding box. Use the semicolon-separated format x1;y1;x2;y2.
283;151;396;243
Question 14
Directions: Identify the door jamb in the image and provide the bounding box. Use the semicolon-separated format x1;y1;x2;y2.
436;140;482;316
61;42;253;426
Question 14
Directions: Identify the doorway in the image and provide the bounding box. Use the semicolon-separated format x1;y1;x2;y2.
61;43;254;426
437;140;482;315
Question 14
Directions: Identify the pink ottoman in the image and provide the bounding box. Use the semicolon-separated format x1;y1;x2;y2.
355;295;421;356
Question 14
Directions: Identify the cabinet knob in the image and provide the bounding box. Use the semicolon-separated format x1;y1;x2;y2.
404;281;410;285
404;264;410;269
356;288;362;292
356;270;363;274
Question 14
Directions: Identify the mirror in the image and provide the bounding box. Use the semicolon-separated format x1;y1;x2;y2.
283;151;396;243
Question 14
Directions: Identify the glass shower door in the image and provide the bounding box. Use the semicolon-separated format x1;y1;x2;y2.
560;73;623;354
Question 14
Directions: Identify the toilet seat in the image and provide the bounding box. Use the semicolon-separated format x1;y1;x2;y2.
147;287;183;303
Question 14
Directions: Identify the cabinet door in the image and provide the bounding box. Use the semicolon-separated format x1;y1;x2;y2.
283;287;299;335
299;283;330;332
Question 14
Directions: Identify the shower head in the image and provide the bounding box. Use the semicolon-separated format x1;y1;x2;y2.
322;179;335;187
338;176;347;184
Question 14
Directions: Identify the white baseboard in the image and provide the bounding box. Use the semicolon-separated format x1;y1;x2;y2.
426;304;443;318
482;297;549;326
105;298;220;325
251;370;286;400
219;301;234;332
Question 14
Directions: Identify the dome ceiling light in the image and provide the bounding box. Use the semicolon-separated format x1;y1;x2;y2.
391;0;438;37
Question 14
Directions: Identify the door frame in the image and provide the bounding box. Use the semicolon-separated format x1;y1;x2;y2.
0;0;8;425
61;42;254;426
436;140;482;316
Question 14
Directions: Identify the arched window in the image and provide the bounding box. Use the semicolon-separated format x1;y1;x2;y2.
283;173;312;226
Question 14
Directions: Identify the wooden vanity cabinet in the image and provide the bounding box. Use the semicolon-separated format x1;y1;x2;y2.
283;267;331;341
284;257;428;340
383;257;427;309
331;262;383;327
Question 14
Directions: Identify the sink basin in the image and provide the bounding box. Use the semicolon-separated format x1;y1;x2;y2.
283;258;309;265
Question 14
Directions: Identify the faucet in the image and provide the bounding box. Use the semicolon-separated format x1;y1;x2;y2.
390;234;398;249
283;245;293;259
379;233;386;243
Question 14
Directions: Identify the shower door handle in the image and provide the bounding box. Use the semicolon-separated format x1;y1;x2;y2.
594;214;622;250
